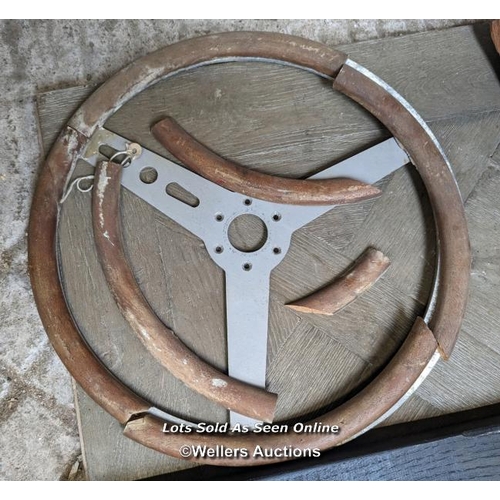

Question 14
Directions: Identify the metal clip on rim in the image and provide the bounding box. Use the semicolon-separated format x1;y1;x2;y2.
28;32;470;466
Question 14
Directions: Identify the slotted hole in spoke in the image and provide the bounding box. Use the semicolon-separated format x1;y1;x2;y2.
166;182;200;207
98;145;118;159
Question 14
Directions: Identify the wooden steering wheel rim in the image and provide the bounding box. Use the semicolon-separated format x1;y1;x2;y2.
28;32;470;466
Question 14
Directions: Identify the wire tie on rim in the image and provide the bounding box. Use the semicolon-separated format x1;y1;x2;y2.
60;142;142;204
60;175;95;204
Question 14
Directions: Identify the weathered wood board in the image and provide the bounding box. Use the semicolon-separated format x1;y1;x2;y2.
36;23;500;480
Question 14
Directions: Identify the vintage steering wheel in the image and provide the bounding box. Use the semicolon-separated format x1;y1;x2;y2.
28;32;470;466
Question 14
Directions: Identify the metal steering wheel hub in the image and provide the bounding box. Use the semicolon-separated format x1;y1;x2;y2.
28;32;470;466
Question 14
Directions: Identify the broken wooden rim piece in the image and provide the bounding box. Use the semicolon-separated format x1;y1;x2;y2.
491;20;500;54
286;248;390;316
28;32;470;466
151;116;381;206
93;159;277;422
123;317;438;465
334;61;470;358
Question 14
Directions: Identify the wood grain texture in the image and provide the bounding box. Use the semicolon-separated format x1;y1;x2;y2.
271;231;425;366
381;393;444;427
411;165;500;414
417;331;500;413
152;214;227;370
36;23;500;479
461;165;500;358
60;188;229;419
38;25;500;167
267;322;373;421
344;111;500;306
341;23;500;121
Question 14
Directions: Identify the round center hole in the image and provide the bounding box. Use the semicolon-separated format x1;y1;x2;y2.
228;214;268;253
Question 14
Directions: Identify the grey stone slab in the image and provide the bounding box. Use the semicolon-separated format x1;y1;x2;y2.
0;395;80;480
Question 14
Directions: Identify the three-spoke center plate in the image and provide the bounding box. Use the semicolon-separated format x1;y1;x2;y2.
83;128;409;426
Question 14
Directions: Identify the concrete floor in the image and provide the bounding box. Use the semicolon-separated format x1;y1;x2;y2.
0;19;476;481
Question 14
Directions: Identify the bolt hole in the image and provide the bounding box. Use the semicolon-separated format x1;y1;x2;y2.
215;246;224;254
215;213;224;222
272;213;281;222
242;262;252;271
139;167;158;184
244;198;252;206
273;247;281;255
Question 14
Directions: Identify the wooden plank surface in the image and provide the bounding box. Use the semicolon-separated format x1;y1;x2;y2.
36;23;500;480
344;111;500;304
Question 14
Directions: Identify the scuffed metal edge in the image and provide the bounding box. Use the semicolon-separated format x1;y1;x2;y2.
344;60;445;326
344;350;441;443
